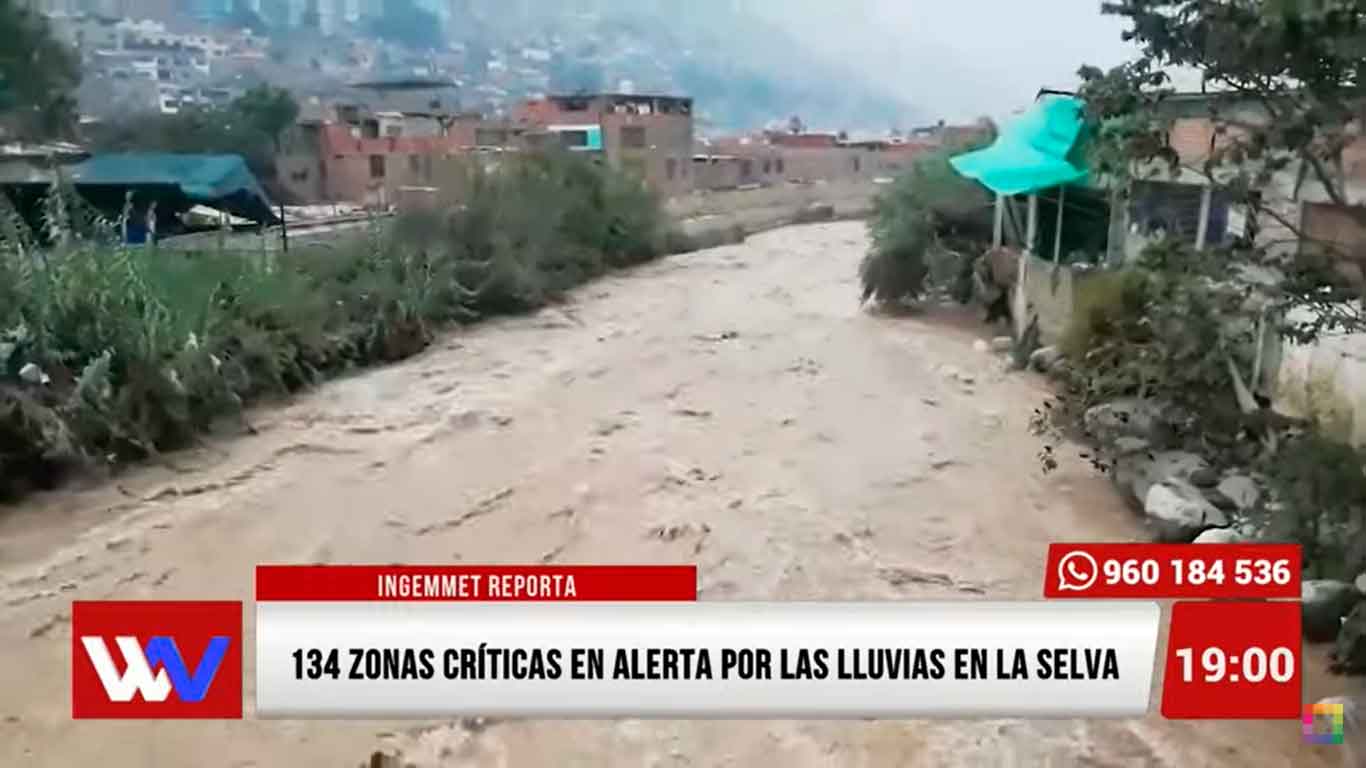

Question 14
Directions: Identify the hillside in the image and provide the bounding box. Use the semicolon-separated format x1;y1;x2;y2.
236;0;922;134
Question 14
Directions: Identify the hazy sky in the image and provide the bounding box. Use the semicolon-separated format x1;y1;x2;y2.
758;0;1138;123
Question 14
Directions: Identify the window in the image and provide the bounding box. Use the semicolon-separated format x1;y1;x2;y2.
408;154;421;174
362;119;380;139
852;156;862;174
666;157;677;181
559;130;590;148
621;125;647;149
369;155;385;179
776;158;785;175
762;159;771;175
741;160;753;179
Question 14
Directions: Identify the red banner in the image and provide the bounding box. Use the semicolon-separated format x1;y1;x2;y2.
1160;601;1302;719
1042;543;1300;599
256;565;698;601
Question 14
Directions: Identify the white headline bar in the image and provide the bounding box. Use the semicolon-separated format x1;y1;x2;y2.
255;602;1161;719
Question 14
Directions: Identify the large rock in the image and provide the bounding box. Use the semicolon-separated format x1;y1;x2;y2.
1304;580;1362;643
1143;479;1229;542
1084;399;1179;448
1193;527;1242;545
1213;474;1263;513
990;336;1014;354
1332;603;1366;674
1113;450;1211;511
1029;345;1062;373
793;202;836;224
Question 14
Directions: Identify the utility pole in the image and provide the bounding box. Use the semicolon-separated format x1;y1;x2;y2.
279;203;289;253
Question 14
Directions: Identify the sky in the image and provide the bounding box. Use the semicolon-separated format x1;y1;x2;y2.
756;0;1140;124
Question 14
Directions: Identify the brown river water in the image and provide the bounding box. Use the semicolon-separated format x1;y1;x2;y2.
0;221;1352;766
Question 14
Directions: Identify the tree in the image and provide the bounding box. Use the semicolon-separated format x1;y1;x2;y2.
88;85;299;188
0;0;81;140
1027;1;1366;577
232;84;299;152
1078;0;1366;340
787;115;805;135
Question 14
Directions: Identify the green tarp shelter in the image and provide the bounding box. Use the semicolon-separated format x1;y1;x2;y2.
950;94;1088;196
67;153;279;225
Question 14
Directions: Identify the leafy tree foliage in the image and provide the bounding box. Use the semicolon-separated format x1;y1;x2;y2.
0;0;81;140
859;141;995;307
1032;1;1366;578
88;86;300;187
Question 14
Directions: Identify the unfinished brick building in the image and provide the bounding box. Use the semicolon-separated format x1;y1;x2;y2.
515;93;696;197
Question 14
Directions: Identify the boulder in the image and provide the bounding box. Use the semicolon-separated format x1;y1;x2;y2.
18;363;48;386
1213;474;1263;513
1084;398;1178;448
1113;450;1210;511
990;336;1014;354
1193;527;1242;545
972;339;990;354
1189;466;1220;488
794;202;836;224
1333;603;1366;674
1143;479;1229;542
1029;345;1062;373
1304;580;1362;643
1111;436;1151;456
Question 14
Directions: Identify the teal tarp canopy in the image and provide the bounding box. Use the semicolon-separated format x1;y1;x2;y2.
67;153;279;225
949;94;1088;196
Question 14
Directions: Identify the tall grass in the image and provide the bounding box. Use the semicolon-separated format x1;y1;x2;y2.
0;151;666;499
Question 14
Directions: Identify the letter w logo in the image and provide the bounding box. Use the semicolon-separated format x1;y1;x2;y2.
80;636;230;703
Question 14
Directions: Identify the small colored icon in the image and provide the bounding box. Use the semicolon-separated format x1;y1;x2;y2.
1055;551;1098;592
1304;702;1346;746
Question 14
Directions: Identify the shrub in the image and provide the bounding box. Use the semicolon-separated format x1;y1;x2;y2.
0;150;664;499
859;147;993;307
1059;268;1149;359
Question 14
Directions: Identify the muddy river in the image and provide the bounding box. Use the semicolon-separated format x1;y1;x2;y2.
0;221;1347;766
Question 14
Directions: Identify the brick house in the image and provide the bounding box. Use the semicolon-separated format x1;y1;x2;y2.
1121;92;1366;273
275;98;534;206
514;93;695;197
690;133;933;191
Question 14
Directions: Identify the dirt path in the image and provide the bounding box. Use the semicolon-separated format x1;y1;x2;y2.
0;222;1340;766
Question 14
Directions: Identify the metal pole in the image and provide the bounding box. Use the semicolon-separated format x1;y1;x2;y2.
1026;194;1039;254
279;203;288;253
1195;185;1212;251
993;194;1005;248
1053;186;1066;263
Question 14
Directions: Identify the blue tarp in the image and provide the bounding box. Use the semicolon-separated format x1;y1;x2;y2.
67;153;279;225
949;94;1089;196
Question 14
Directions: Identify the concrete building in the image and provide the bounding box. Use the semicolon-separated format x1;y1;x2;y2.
690;132;930;191
515;92;695;197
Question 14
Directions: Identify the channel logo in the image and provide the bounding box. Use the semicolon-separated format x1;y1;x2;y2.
72;601;242;719
1304;702;1346;746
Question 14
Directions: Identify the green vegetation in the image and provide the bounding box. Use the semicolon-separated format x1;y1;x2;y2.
88;85;300;195
859;145;994;307
0;0;80;140
0;151;666;500
1031;1;1366;580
